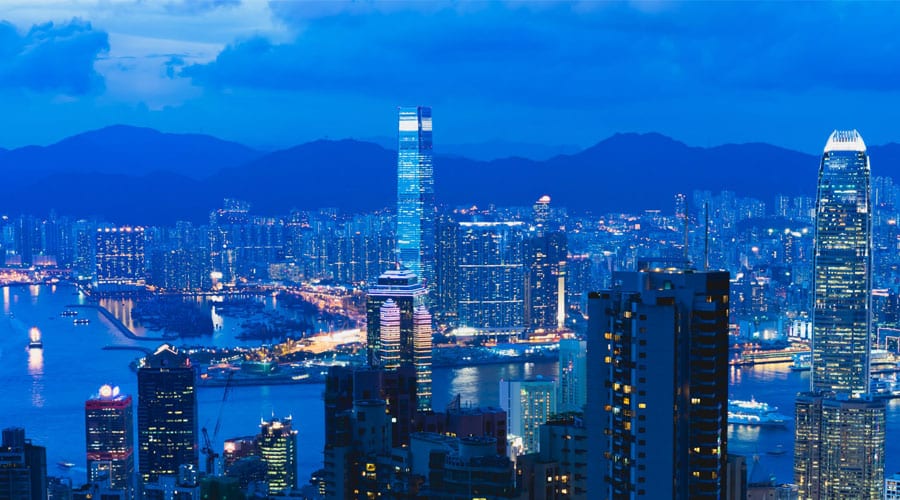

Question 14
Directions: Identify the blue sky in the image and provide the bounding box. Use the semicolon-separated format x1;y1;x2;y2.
1;1;899;152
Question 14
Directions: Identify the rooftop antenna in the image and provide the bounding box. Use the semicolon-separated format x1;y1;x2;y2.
704;202;710;271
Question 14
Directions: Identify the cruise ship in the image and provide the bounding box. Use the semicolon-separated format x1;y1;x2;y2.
728;398;789;427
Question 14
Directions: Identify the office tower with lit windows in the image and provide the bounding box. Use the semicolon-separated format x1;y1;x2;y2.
811;130;873;395
587;268;730;498
412;305;433;411
435;212;459;322
500;378;557;455
396;106;435;287
257;417;298;495
557;339;587;413
137;344;198;485
794;130;886;500
95;226;146;290
456;221;526;336
378;299;402;369
524;228;567;333
85;385;134;494
365;270;431;411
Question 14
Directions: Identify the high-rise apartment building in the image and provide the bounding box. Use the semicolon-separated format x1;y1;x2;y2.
137;344;198;484
0;428;46;500
396;106;435;287
794;130;886;500
96;226;146;290
456;221;526;336
500;378;556;454
557;339;586;413
85;385;134;494
587;268;730;498
257;417;297;495
365;270;431;410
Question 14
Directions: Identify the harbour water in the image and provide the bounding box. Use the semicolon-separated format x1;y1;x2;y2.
2;284;900;486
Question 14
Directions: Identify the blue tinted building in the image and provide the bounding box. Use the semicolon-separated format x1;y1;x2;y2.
396;106;435;288
811;129;872;395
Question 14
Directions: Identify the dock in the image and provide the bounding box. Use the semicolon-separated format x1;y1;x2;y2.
66;304;171;342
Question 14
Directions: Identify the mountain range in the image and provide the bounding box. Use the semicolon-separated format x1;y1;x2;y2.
3;125;900;225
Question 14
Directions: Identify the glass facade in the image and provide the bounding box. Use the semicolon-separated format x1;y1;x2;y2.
396;106;435;287
85;389;134;494
257;416;298;495
456;221;525;335
137;344;198;484
812;129;872;395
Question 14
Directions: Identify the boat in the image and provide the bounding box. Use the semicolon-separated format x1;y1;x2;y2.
728;397;789;427
791;353;811;371
57;461;75;469
27;327;43;350
60;309;78;317
767;444;787;456
73;318;90;325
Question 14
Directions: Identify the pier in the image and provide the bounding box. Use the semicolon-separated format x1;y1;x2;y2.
66;304;171;342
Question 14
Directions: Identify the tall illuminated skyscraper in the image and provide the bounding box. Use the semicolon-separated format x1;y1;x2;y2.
85;385;134;494
95;226;146;291
137;344;198;485
811;129;872;394
794;130;885;499
365;270;432;411
396;106;435;287
257;416;298;495
412;305;433;411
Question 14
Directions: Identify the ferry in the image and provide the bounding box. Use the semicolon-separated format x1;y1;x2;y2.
791;352;811;371
728;397;789;427
57;461;75;469
27;326;43;350
60;309;78;317
73;318;90;325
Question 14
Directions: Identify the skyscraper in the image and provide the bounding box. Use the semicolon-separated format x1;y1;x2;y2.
500;378;556;454
587;268;730;499
412;305;433;411
396;106;435;287
794;130;886;499
811;129;872;395
257;416;298;495
456;221;526;336
557;339;586;413
95;226;146;290
524;228;567;333
137;344;198;485
378;299;402;369
365;270;431;411
85;385;134;494
0;428;46;500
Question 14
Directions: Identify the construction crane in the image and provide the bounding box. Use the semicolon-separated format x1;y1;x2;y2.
202;370;234;475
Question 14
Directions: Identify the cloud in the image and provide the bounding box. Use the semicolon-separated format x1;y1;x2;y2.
0;19;109;95
180;2;900;108
163;0;241;15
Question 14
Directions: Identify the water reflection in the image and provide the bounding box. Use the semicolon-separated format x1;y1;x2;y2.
28;348;44;408
211;306;224;330
3;287;9;313
29;284;40;299
27;348;43;375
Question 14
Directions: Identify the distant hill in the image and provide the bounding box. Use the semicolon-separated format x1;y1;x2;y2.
2;126;900;224
0;125;261;183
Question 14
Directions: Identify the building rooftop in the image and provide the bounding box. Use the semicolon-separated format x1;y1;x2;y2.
824;129;866;153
